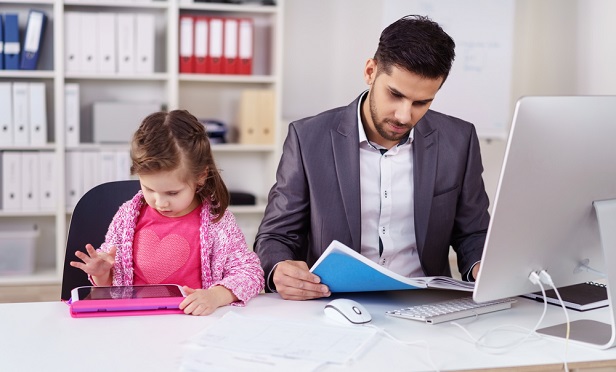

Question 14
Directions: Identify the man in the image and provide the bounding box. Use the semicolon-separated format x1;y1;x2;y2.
254;15;491;300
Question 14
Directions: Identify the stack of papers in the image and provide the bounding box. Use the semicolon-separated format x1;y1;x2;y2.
180;312;378;371
309;240;474;292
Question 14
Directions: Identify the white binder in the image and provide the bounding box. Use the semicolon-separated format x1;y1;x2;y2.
64;12;81;72
1;152;22;211
79;12;98;73
38;151;56;211
21;151;40;211
0;82;13;146
65;151;83;209
64;83;80;147
12;82;30;145
97;12;117;73
29;82;47;146
135;13;155;74
114;150;131;181
81;151;100;196
98;151;117;184
117;13;135;74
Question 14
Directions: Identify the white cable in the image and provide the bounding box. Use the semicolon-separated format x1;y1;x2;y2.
363;324;440;372
451;270;571;372
577;262;606;278
538;270;571;372
451;271;549;354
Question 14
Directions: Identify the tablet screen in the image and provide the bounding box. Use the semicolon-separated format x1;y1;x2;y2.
76;284;184;301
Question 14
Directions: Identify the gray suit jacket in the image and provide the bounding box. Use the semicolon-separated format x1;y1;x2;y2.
255;94;490;285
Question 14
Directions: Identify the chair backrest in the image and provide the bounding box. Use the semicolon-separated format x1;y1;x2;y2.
61;180;141;301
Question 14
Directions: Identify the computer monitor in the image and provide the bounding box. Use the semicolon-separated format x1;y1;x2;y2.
473;96;616;348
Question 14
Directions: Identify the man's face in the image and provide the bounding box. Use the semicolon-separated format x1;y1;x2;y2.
362;59;443;148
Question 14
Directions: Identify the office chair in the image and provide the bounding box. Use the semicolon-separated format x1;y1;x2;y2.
61;180;141;301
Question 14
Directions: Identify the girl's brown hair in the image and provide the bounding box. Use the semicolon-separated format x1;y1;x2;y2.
130;110;229;221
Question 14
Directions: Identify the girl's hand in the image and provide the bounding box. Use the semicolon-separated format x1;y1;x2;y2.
69;244;116;286
180;286;238;316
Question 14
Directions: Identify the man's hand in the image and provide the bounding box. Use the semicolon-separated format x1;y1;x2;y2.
472;262;481;281
273;260;330;300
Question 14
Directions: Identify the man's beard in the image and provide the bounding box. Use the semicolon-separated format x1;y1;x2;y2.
369;90;412;142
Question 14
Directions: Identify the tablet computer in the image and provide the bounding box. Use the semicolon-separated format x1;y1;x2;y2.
70;284;187;318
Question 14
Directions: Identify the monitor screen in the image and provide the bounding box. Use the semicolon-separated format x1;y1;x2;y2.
474;96;616;303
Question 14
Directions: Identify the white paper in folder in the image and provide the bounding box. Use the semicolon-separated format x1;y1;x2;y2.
93;102;161;143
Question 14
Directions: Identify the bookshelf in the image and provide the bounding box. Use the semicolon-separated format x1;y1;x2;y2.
0;0;283;286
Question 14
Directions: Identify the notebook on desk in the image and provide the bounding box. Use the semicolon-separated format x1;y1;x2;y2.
522;281;608;311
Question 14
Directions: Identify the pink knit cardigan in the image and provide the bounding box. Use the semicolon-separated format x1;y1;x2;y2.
97;191;264;304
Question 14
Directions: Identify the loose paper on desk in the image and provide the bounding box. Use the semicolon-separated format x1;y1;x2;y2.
182;311;377;368
180;346;324;372
310;240;474;292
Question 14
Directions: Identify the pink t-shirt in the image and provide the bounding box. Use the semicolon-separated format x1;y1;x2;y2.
132;204;202;289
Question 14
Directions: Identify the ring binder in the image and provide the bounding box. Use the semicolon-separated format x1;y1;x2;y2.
20;10;47;70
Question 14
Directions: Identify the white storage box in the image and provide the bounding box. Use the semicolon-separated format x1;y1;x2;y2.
0;224;39;276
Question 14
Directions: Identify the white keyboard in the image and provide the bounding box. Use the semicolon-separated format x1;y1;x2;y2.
386;296;517;324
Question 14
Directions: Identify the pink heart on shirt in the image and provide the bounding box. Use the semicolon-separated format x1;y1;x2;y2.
134;229;190;283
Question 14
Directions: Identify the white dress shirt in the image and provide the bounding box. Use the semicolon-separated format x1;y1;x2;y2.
357;92;425;277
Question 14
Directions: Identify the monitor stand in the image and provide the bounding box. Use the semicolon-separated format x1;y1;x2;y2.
536;199;616;349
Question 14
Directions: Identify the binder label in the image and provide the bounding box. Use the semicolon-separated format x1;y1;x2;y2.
23;12;44;53
4;42;20;54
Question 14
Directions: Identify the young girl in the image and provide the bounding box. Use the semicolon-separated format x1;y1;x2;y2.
70;110;264;315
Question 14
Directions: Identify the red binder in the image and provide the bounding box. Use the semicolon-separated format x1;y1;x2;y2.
238;18;254;75
222;17;239;74
208;17;224;74
179;15;195;73
194;16;209;74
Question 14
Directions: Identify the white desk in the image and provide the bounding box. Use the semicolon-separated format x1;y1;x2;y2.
1;290;615;371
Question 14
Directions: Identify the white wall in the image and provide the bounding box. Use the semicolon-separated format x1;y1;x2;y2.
282;0;616;207
576;0;616;94
281;0;384;121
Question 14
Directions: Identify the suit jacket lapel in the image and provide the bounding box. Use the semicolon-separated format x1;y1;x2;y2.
413;114;438;254
331;97;362;251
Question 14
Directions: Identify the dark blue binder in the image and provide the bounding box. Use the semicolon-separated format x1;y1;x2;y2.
0;15;4;69
3;13;20;70
20;10;47;70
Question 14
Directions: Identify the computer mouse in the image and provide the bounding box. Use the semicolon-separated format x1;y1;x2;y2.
323;298;372;325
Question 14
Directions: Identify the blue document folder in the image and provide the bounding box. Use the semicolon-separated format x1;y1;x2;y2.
0;16;4;69
20;10;47;70
3;13;20;70
310;240;474;293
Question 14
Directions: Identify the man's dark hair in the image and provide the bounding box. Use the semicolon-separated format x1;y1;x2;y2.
374;15;456;83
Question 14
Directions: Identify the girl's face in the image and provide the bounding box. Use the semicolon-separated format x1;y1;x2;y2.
139;166;201;218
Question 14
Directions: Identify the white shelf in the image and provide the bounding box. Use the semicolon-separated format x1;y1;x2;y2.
212;143;275;152
0;210;56;217
0;144;56;151
229;204;267;214
0;270;61;286
0;0;283;287
63;1;169;9
1;0;54;4
65;72;170;81
0;70;55;79
179;2;278;14
179;73;276;83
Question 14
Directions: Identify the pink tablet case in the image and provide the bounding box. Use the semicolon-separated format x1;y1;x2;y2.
70;297;185;318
